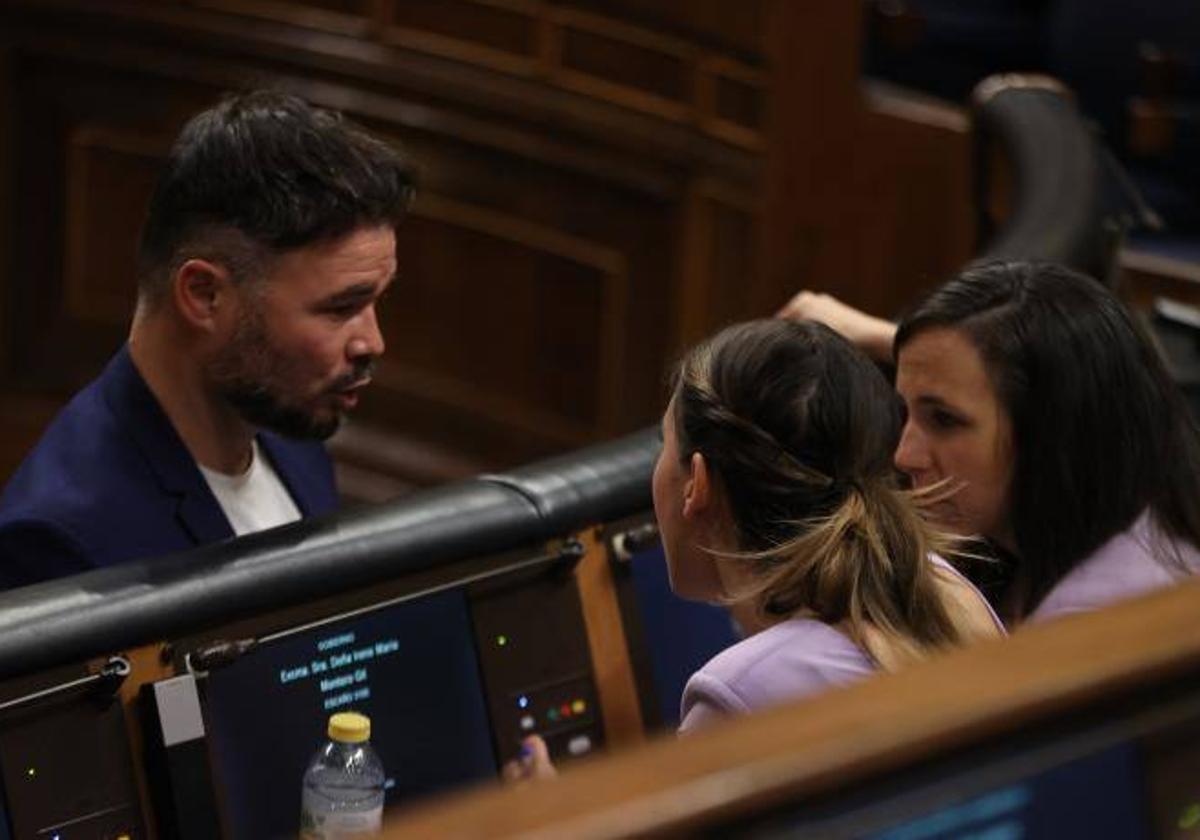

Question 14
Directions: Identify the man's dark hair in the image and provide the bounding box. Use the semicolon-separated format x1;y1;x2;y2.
895;261;1200;616
137;89;416;299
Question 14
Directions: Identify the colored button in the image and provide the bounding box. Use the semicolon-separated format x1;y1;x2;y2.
571;699;586;714
559;703;572;717
520;714;535;731
547;708;559;722
568;734;592;756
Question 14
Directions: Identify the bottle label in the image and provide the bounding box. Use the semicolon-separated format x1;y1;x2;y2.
299;804;383;839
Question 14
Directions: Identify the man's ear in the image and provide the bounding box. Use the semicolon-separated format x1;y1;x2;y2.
681;451;712;520
173;258;233;332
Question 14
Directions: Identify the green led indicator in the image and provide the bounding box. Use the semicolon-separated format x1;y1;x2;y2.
1179;803;1200;831
25;767;35;779
496;635;508;647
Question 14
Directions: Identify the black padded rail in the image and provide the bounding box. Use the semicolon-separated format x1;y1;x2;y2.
972;76;1112;281
480;426;660;534
0;428;660;681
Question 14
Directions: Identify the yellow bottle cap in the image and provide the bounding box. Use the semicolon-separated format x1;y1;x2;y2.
328;712;371;743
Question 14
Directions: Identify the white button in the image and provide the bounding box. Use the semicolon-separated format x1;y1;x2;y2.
520;715;535;731
567;734;592;756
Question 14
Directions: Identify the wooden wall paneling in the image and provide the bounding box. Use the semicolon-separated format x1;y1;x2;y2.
550;0;768;58
706;191;762;331
548;5;767;154
63;126;166;332
329;420;486;504
698;55;766;152
573;527;644;748
537;3;562;74
0;46;56;485
674;180;715;354
5;54;218;395
11;57;108;393
551;7;695;122
674;177;761;353
855;87;974;315
402;132;698;448
552;182;681;443
371;191;628;455
358;117;688;466
4;0;534;150
184;0;374;38
384;0;770;151
593;217;632;437
386;0;543;78
365;0;389;40
6;2;757;194
9;52;68;391
759;2;974;322
292;84;688;208
759;0;866;315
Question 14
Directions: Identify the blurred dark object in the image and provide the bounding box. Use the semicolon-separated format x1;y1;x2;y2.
1149;297;1200;420
864;0;1200;257
970;74;1142;283
865;0;1054;102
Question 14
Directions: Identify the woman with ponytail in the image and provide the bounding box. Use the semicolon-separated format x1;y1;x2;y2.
659;319;1002;731
506;319;1002;777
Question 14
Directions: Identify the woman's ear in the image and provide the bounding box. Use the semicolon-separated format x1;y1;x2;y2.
173;258;233;332
682;451;712;520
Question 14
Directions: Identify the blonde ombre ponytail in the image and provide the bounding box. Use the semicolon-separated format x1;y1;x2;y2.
743;479;981;670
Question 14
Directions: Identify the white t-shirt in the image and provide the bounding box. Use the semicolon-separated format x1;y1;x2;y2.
198;439;302;537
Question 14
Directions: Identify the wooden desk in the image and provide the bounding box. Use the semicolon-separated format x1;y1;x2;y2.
382;579;1200;838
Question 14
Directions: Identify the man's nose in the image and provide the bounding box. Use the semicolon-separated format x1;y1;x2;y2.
348;306;385;361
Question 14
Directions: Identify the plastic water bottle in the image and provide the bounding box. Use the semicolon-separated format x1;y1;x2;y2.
299;711;386;839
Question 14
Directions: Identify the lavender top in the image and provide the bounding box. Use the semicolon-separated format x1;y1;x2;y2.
1028;512;1200;623
678;557;1002;733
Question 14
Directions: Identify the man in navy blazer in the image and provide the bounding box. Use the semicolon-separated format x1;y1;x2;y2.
0;91;416;589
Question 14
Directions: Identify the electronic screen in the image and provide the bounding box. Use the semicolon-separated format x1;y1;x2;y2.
627;544;739;728
203;588;496;839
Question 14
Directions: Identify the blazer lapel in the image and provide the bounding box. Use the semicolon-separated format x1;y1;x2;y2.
101;346;234;546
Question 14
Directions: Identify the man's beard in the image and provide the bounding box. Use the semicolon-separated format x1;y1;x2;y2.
208;308;371;441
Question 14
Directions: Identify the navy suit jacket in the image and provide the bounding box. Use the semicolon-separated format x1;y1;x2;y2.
0;346;339;589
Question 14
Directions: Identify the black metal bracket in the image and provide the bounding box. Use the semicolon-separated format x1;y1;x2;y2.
0;655;130;714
